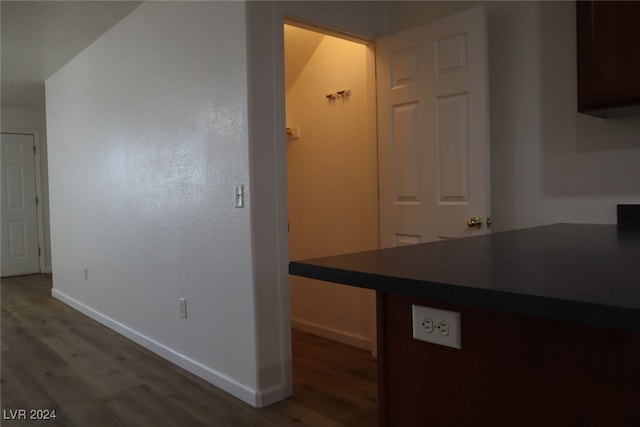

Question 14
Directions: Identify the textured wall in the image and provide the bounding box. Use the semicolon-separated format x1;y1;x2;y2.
46;1;271;405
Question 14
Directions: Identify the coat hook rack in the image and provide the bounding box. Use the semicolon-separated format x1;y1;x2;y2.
326;89;352;100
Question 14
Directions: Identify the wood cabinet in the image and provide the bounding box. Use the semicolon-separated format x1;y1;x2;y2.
577;1;640;116
377;292;640;427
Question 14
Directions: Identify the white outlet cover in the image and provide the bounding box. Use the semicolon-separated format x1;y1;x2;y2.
412;305;461;349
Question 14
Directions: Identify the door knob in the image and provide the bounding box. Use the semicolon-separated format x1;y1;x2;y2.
466;216;483;229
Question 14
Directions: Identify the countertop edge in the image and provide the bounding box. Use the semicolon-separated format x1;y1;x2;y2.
289;261;640;333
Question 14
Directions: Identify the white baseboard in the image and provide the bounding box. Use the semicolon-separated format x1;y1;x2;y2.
291;317;371;351
255;383;291;407
51;288;288;408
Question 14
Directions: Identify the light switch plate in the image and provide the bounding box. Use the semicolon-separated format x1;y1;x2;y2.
235;185;244;208
179;298;187;319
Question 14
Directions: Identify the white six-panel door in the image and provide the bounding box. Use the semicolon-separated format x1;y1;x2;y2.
1;132;40;277
377;6;490;247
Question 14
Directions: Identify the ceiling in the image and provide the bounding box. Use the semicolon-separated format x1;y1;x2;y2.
284;24;325;93
1;1;143;108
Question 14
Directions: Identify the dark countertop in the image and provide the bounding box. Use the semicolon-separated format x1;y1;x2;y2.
289;224;640;332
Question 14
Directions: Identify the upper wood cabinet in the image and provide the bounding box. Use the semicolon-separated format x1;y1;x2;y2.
577;1;640;117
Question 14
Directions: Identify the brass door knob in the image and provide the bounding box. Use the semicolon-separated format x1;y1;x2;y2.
466;216;483;229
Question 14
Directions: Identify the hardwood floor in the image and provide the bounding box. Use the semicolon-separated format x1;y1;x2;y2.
1;274;378;427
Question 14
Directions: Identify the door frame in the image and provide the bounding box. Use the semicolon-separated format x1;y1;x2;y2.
1;129;47;274
245;1;386;404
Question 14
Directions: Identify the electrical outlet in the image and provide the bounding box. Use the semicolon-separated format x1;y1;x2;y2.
412;305;461;349
420;316;434;333
179;298;187;319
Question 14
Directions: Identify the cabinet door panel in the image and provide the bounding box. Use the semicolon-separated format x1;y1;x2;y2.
578;1;640;116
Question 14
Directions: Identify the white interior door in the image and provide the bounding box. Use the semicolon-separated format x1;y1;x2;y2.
377;6;490;247
1;132;40;277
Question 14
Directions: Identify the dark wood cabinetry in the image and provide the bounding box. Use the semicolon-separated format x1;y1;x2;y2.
377;292;640;427
577;1;640;116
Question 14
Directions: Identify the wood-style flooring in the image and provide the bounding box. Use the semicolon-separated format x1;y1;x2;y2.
1;274;377;427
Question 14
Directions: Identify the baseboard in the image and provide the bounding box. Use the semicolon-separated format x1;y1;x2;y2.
291;317;371;351
255;383;291;407
51;288;288;408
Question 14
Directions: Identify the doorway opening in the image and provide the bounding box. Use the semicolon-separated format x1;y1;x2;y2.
284;22;378;351
284;21;379;424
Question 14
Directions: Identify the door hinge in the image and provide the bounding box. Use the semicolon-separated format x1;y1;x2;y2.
38;247;41;255
36;196;39;205
33;145;36;154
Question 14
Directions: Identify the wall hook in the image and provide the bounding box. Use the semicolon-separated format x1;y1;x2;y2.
326;89;352;100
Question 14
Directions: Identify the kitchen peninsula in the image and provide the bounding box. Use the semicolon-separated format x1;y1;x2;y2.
289;224;640;426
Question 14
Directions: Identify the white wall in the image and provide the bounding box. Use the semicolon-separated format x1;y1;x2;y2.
286;29;377;349
46;1;286;407
278;1;390;39
389;1;640;230
1;105;52;271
